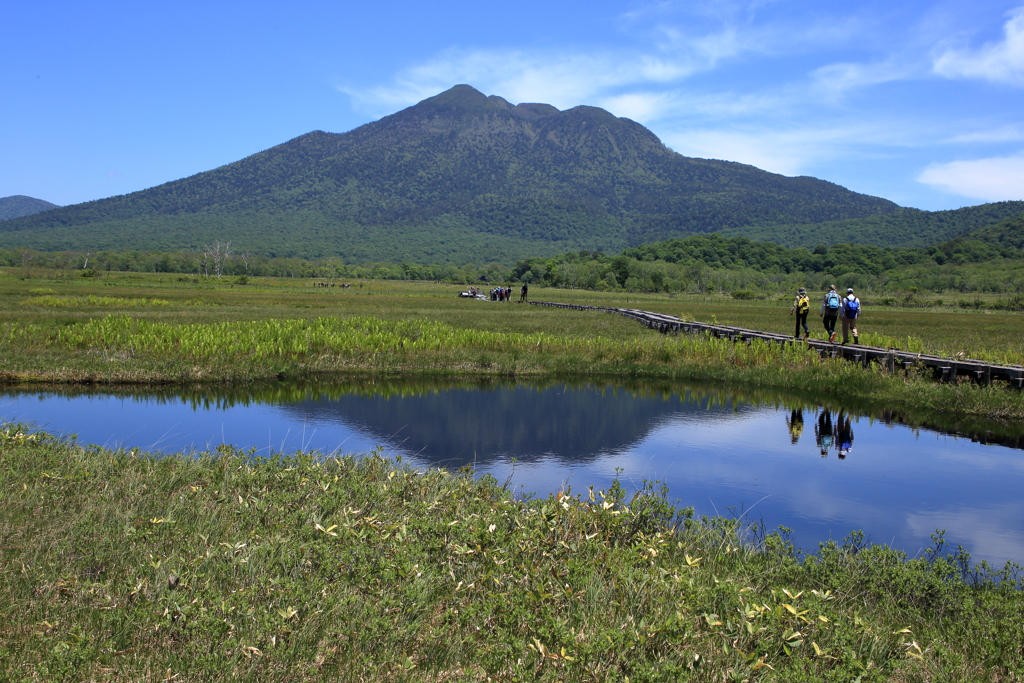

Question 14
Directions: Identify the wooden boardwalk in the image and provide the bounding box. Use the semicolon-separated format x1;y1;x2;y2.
528;300;1024;388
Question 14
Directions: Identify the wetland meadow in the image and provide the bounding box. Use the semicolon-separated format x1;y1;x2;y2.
3;270;1024;681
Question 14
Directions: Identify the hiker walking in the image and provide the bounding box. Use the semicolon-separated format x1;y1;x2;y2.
520;283;528;302
790;287;810;340
820;285;841;343
840;287;861;345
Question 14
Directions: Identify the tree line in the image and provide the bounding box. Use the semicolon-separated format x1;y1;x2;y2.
4;220;1023;297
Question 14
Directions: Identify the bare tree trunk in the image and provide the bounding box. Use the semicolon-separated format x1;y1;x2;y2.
196;251;210;278
205;240;232;278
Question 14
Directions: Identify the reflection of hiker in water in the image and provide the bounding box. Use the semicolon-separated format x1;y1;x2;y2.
836;412;854;459
786;408;804;444
815;409;834;457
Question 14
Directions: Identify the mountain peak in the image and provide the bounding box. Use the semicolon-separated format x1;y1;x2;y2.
416;85;562;120
420;84;490;109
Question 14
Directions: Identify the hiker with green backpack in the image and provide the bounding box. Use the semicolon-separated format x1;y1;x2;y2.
790;287;811;340
819;284;841;343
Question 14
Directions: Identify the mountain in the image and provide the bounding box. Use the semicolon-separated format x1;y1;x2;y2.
0;195;59;221
0;85;913;263
7;85;1019;264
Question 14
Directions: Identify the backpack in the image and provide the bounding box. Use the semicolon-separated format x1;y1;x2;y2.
826;291;840;310
797;296;809;314
844;297;860;317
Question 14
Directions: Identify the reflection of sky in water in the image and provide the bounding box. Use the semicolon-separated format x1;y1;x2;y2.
3;388;1024;566
0;395;386;456
487;411;1024;566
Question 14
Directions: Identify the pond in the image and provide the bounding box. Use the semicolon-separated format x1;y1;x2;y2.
3;379;1024;567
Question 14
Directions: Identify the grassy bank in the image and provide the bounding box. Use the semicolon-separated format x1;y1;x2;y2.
4;311;1024;423
2;426;1022;681
2;273;1024;425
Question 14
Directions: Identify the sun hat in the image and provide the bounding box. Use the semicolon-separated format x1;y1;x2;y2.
847;288;854;293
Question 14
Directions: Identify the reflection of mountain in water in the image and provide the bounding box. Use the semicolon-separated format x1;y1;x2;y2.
275;385;755;467
5;377;1023;457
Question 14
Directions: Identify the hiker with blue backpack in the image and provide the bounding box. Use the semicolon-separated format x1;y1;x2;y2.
840;287;861;345
819;285;841;342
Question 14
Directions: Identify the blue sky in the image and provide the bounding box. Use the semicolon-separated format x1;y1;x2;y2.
3;0;1023;212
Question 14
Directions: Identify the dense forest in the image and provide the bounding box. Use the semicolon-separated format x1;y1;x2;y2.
716;201;1024;248
5;214;1023;300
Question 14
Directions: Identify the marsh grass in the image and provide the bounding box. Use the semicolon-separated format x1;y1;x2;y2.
2;273;1023;421
2;426;1022;681
20;295;171;308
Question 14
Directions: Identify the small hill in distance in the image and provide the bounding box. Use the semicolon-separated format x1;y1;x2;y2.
0;195;59;221
929;212;1024;263
716;201;1024;250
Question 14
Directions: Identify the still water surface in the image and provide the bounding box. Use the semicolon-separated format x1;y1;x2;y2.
3;382;1023;566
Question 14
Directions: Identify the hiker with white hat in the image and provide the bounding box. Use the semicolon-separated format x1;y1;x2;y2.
840;287;862;345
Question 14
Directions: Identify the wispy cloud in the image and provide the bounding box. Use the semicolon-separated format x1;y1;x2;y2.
946;126;1024;144
340;2;834;116
810;59;922;101
338;2;1024;207
933;6;1024;86
918;154;1024;200
340;47;708;116
660;123;895;176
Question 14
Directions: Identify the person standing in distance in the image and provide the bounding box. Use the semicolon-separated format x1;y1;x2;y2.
820;285;841;343
840;287;861;345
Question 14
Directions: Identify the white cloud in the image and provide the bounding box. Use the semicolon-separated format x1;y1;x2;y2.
933;6;1024;86
595;92;678;123
340;47;708;116
904;504;1024;565
918;154;1024;200
946;126;1024;144
662;129;807;174
661;123;894;176
810;60;921;101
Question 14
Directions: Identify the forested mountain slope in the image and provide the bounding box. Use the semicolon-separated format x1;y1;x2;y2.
716;201;1024;249
0;196;59;221
0;86;903;263
929;213;1024;262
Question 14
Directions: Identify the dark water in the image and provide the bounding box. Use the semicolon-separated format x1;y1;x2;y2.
4;380;1024;566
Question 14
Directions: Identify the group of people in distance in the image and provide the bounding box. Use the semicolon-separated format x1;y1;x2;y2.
490;286;514;302
488;284;529;302
790;285;862;344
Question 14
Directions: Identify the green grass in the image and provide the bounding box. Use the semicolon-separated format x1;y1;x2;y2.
2;426;1022;681
1;272;1023;426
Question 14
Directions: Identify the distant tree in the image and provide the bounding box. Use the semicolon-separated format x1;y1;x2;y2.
205;240;232;279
